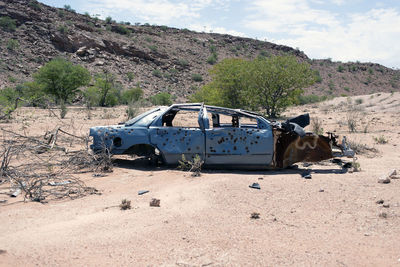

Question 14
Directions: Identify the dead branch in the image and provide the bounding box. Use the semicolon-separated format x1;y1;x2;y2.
0;127;107;202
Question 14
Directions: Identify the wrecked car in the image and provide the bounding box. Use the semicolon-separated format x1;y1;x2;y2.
89;103;354;169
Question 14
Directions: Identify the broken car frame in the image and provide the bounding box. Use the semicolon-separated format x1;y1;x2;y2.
89;103;354;169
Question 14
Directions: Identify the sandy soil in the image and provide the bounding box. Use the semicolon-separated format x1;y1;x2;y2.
1;92;400;266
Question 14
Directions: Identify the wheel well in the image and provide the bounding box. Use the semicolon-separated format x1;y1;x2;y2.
124;144;157;157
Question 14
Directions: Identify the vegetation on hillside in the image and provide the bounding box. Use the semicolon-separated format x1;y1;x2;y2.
191;55;316;118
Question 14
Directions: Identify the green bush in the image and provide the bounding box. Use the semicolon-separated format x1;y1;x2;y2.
209;45;216;53
83;86;100;108
314;70;322;83
84;72;121;107
0;16;16;32
7;39;19;50
126;72;134;82
0;87;19;119
191;55;316;117
19;82;50;107
8;75;17;83
34;58;91;104
63;4;75;13
169;68;178;75
337;65;345;72
148;45;157;52
150;92;172;106
328;80;335;90
105;16;113;24
258;50;269;58
126;101;142;119
28;0;41;10
121;86;143;104
207;53;217;65
58;9;65;17
113;25;131;35
177;59;189;67
192;74;203;82
152;69;162;78
58;24;69;34
296;95;327;105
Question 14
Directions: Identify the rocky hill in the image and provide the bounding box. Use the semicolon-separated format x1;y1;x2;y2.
1;0;399;101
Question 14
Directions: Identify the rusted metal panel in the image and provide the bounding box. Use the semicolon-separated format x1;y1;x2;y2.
274;131;333;168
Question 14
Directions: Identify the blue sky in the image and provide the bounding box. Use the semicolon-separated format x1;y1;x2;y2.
40;0;400;69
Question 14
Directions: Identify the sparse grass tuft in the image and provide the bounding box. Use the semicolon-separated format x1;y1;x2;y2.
352;157;361;172
191;73;203;82
374;135;388;144
6;39;19;51
152;69;162;78
347;140;377;155
346;114;357;132
311;117;324;135
0;16;16;32
120;199;131;210
178;154;204;177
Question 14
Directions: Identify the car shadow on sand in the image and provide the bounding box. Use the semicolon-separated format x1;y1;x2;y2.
112;157;348;176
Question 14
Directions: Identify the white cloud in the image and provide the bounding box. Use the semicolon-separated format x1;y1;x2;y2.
82;0;218;24
331;0;345;5
244;0;400;68
189;23;246;37
245;0;339;32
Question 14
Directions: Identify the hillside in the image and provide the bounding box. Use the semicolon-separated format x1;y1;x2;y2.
1;0;399;101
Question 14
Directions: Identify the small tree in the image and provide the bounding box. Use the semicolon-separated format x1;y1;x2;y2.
85;71;122;107
33;58;90;117
190;58;248;108
248;56;315;117
0;87;20;120
190;55;315;118
150;92;172;106
121;86;143;104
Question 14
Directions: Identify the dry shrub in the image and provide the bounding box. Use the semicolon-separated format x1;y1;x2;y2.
250;212;260;219
178;154;204;177
311;117;324;135
374;135;388;144
346;113;358;132
347;139;377;155
352;157;361;172
346;103;365;133
120;199;131;210
0;128;102;202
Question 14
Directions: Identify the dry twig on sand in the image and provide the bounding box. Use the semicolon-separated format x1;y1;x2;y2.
0;127;105;202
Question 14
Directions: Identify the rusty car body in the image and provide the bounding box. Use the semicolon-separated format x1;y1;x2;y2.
89;103;353;169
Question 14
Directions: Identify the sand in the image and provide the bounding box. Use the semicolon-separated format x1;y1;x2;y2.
1;92;400;266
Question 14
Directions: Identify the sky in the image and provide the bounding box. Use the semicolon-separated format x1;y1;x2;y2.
39;0;400;69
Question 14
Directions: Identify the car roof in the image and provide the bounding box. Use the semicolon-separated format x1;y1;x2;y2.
168;103;264;119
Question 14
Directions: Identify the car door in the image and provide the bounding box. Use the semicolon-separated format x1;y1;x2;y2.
149;106;206;164
204;110;274;166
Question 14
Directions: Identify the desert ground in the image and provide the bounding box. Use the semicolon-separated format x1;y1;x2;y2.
1;92;400;266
